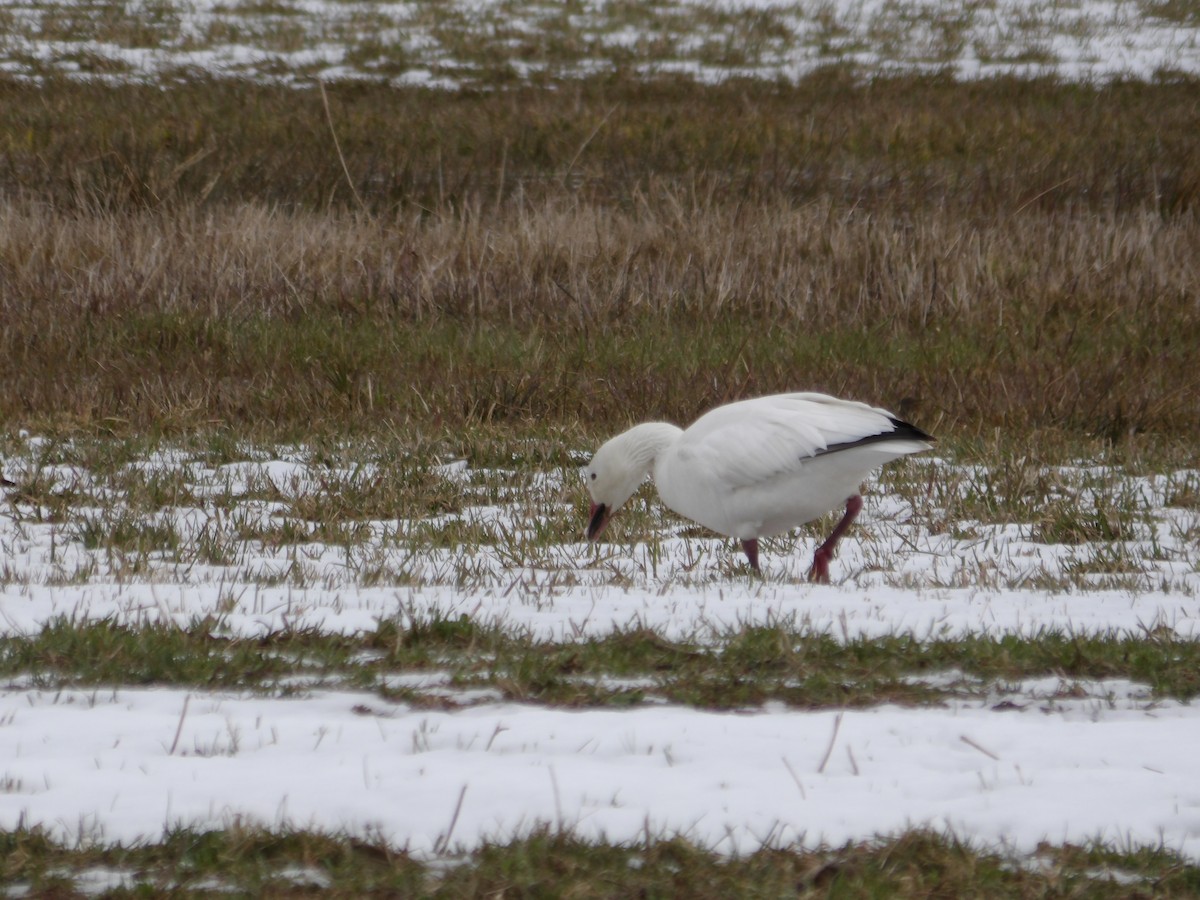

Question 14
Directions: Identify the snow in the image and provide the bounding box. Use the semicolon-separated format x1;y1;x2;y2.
1;682;1197;858
3;0;1200;864
0;579;1197;645
3;0;1200;84
1;440;1199;859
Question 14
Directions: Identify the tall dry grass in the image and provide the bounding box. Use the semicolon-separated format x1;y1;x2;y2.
1;195;1196;442
2;195;1196;327
0;74;1197;445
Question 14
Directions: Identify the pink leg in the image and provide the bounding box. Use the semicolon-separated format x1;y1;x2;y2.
808;494;863;583
741;538;760;572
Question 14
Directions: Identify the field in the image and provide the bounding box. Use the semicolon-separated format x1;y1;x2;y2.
2;0;1200;895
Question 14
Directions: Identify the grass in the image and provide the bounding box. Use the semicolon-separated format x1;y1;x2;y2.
2;429;1197;591
3;0;1186;86
0;75;1198;445
2;429;1197;592
0;26;1199;884
2;825;1199;897
4;615;1197;707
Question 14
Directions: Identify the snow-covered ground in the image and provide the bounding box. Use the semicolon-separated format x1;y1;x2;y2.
2;0;1199;85
2;679;1196;858
2;0;1200;868
1;439;1199;859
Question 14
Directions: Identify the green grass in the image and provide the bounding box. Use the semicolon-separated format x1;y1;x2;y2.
2;824;1198;897
3;616;1197;708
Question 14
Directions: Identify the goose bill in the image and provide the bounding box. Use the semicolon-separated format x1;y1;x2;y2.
586;502;611;541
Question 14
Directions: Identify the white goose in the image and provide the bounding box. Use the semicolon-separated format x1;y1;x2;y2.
584;392;934;581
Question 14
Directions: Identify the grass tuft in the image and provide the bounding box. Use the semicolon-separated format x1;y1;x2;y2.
2;823;1198;896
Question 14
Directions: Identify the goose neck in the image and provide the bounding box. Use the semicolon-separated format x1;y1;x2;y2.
624;422;682;468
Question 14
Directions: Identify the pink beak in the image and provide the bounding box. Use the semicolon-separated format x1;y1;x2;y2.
586;502;611;541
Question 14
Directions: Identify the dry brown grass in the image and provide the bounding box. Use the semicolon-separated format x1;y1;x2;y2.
0;74;1198;448
1;195;1197;444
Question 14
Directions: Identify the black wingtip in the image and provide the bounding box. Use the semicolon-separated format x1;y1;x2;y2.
817;416;936;457
887;416;936;443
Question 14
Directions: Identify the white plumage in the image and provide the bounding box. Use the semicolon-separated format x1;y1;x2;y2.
584;392;934;580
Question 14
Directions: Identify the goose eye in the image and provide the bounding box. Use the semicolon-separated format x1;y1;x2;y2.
589;472;597;481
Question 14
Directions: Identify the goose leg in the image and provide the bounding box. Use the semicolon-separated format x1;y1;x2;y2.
808;494;863;583
741;538;760;572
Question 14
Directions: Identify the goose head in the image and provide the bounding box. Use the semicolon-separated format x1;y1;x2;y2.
583;434;646;541
583;423;681;541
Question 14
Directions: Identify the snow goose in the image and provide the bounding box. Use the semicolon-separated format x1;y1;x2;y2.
584;392;934;581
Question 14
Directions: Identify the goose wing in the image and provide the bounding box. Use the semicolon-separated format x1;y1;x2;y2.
676;393;930;490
